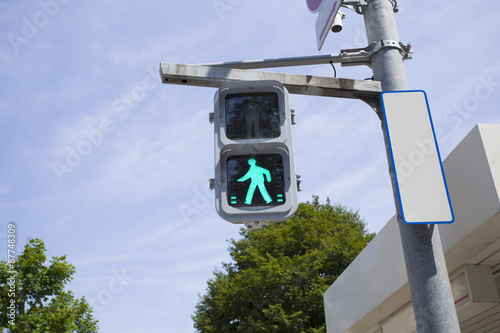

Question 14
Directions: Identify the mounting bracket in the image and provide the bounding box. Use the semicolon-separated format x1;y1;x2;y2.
340;40;412;68
342;0;398;14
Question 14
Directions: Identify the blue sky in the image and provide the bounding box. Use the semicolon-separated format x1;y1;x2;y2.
1;1;499;332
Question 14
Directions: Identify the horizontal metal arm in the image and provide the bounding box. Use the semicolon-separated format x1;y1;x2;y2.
159;63;382;100
199;54;345;70
198;41;411;70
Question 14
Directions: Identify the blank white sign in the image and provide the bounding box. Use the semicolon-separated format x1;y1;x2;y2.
381;91;454;224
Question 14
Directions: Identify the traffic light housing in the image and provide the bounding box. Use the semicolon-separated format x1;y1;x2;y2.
213;80;298;225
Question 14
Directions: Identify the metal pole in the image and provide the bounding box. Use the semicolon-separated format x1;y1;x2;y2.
363;0;461;331
198;53;344;69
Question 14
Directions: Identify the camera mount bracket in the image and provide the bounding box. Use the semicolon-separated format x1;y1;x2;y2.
342;0;398;14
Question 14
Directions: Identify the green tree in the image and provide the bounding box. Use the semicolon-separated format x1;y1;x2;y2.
193;197;375;333
0;238;98;332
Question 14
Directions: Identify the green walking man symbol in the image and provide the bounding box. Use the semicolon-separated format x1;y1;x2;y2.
237;158;273;205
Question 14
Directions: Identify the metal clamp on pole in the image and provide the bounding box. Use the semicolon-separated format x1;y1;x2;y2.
342;0;369;14
340;40;412;67
342;0;398;14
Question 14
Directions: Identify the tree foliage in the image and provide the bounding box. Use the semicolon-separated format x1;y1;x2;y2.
0;238;98;333
193;197;375;332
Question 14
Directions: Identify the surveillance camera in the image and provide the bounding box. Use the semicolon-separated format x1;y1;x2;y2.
331;11;345;33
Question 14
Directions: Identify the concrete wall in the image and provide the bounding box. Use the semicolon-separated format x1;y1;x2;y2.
324;124;500;333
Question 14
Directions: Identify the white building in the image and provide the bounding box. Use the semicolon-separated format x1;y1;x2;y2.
324;124;500;333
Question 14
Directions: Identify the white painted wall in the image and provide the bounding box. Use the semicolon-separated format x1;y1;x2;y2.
324;124;500;333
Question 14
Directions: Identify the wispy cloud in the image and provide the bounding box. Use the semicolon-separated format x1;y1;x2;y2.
75;254;141;267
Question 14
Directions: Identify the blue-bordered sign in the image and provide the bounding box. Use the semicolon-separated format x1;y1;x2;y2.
381;90;454;224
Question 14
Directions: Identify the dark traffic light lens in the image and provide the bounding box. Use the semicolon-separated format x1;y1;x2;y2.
225;92;281;140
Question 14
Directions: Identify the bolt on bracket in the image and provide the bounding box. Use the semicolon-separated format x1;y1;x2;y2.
244;220;270;229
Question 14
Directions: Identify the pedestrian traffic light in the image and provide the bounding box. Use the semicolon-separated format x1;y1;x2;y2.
212;80;298;226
